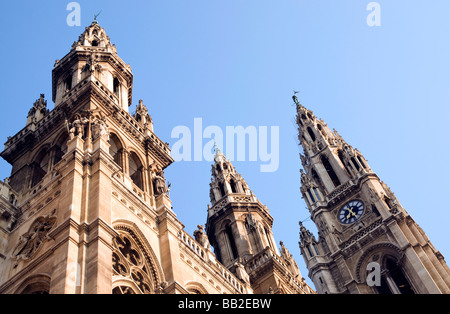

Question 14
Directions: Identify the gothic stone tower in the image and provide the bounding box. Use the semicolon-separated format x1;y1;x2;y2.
205;148;315;294
0;21;256;295
293;95;450;294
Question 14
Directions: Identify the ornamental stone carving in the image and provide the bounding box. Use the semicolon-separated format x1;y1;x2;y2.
193;225;211;250
12;214;57;266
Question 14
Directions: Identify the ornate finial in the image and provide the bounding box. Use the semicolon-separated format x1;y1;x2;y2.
292;91;301;107
214;139;221;156
92;10;102;24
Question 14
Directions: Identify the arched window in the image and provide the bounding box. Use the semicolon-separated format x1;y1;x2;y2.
53;133;69;167
306;245;313;258
64;75;72;92
113;77;120;98
112;232;156;294
320;155;341;188
312;243;319;255
21;285;49;295
129;152;144;191
9;194;16;205
16;276;51;294
307;127;316;142
186;283;209;294
357;155;368;169
225;224;238;260
307;190;315;203
230;179;237;193
218;182;226;197
113;286;135;294
303;193;311;206
375;258;415;294
311;168;327;195
351;157;361;171
31;149;51;188
109;133;124;170
338;150;351;176
385;258;415;294
313;187;321;201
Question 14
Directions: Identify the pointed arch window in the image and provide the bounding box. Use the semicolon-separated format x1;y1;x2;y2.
311;168;327;195
313;187;321;201
31;149;51;188
351;157;361;171
225;224;238;260
307;127;316;142
112;232;157;294
312;243;319;255
306;246;313;258
357;155;368;169
374;258;415;294
307;190;315;203
53;133;69;167
109;133;124;170
16;276;50;294
113;77;121;98
320;155;341;188
129;152;144;191
385;258;415;294
64;75;73;92
113;286;136;294
338;150;352;176
230;179;237;193
303;193;311;206
218;182;226;197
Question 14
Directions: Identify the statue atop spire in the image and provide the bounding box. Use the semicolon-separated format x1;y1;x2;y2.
92;10;102;25
292;90;301;108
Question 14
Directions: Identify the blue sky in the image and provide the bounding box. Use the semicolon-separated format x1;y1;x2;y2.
1;1;450;288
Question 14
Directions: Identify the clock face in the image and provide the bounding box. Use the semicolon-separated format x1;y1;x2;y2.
339;200;365;224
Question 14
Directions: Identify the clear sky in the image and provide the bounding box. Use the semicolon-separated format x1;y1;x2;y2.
1;1;450;288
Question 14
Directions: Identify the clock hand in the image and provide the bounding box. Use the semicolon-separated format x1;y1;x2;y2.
346;210;353;220
347;208;357;219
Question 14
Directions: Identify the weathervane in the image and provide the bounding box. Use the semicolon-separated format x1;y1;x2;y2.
93;10;102;23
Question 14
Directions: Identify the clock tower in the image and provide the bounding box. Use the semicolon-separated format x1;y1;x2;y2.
293;95;450;294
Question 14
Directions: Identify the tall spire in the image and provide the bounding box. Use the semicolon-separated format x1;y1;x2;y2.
205;149;313;294
294;94;372;200
52;21;133;109
208;151;251;208
294;95;450;294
